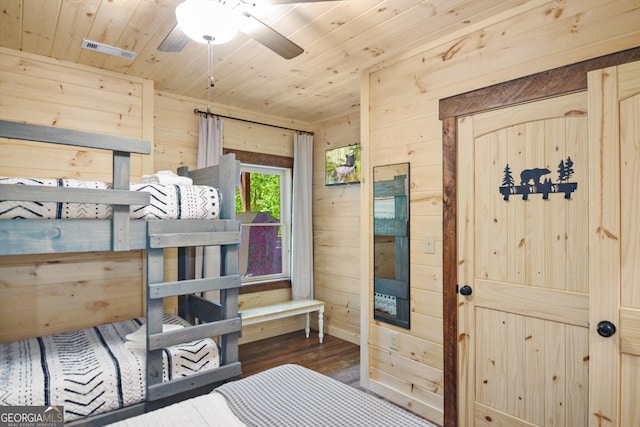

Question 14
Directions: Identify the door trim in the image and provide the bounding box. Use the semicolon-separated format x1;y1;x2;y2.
439;45;640;427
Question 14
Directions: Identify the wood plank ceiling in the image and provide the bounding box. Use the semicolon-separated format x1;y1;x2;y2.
1;0;527;123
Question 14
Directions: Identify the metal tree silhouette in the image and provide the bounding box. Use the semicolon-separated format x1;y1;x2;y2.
502;164;515;187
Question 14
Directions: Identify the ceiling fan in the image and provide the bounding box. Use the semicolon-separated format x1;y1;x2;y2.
158;0;343;60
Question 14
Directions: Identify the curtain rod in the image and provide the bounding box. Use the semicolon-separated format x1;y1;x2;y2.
194;108;314;135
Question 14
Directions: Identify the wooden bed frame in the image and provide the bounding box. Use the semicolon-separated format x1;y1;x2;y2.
0;120;243;426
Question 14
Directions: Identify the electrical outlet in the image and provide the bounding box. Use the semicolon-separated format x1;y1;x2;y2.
389;331;399;350
424;235;435;254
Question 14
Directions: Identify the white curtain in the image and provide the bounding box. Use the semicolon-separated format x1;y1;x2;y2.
196;115;223;279
291;132;314;299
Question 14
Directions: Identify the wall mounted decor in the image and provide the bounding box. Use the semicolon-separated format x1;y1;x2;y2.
499;157;578;200
325;144;361;186
373;162;410;329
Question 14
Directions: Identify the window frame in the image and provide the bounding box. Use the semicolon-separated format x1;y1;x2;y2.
224;148;294;293
237;163;292;283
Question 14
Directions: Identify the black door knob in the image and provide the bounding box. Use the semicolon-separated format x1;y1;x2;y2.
597;321;616;338
459;285;473;296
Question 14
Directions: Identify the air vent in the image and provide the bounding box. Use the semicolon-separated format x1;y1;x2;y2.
81;39;137;60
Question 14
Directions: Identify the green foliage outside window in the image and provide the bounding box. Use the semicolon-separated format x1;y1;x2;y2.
235;172;281;220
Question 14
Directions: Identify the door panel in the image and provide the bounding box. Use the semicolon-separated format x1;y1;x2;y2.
588;60;640;427
474;280;588;327
619;69;640;426
458;92;589;426
474;308;588;426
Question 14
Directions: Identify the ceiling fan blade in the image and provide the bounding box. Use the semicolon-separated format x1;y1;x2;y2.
158;24;190;52
238;11;304;59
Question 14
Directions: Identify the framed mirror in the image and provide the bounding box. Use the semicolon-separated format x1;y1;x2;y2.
373;162;410;328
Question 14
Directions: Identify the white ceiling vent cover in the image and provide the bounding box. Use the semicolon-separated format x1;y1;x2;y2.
81;39;137;60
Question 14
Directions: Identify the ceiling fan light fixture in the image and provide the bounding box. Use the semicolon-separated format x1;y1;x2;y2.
176;0;240;45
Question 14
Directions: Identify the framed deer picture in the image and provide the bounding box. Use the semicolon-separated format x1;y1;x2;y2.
325;144;361;186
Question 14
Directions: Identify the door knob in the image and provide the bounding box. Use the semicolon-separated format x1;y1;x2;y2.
596;320;616;338
458;285;473;296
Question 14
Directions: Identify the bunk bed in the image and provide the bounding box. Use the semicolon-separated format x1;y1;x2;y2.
0;120;243;426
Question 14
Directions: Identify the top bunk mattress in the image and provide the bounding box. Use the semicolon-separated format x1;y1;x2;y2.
0;177;220;220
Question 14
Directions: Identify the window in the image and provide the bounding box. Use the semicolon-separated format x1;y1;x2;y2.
236;164;291;283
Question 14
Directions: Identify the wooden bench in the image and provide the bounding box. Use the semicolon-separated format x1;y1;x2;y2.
241;299;325;343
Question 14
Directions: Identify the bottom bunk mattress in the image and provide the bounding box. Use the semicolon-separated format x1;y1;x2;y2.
106;364;437;427
0;313;220;422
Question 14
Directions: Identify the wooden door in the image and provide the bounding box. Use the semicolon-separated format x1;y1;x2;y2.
457;92;591;426
457;60;640;426
588;60;640;427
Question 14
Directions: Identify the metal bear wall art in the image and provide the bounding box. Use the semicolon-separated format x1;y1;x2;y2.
499;157;578;201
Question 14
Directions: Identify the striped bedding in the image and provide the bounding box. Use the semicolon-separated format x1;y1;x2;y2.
0;178;220;220
107;364;437;427
0;314;220;422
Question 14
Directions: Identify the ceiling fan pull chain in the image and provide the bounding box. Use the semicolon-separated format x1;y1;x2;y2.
207;40;214;113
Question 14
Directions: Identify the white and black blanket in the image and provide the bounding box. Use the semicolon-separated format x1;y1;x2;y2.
0;178;220;220
0;314;220;422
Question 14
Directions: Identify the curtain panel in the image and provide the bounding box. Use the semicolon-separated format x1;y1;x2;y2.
196;115;224;279
291;133;314;299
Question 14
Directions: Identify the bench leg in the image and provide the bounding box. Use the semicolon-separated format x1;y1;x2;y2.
305;312;311;338
318;307;324;344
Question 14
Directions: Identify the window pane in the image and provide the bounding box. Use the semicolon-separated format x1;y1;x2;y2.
239;224;283;278
236;166;289;282
236;172;280;220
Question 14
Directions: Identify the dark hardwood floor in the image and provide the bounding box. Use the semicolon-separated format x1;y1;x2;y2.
239;330;361;387
238;330;438;426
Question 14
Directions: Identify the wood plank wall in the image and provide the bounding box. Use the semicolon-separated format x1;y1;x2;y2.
0;47;153;342
312;111;361;345
362;0;640;424
154;91;363;345
154;91;324;344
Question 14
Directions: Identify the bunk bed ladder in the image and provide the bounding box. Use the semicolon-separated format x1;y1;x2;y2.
145;154;243;403
145;221;243;402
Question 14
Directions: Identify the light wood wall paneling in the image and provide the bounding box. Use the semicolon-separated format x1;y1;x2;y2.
314;269;359;296
371;322;444;371
240;317;306;345
0;48;152;341
154;92;201;171
412;312;444;345
411;264;443;295
368;368;445;426
0;251;143;342
369;348;443;401
312;111;361;345
368;348;444;425
238;288;291;311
